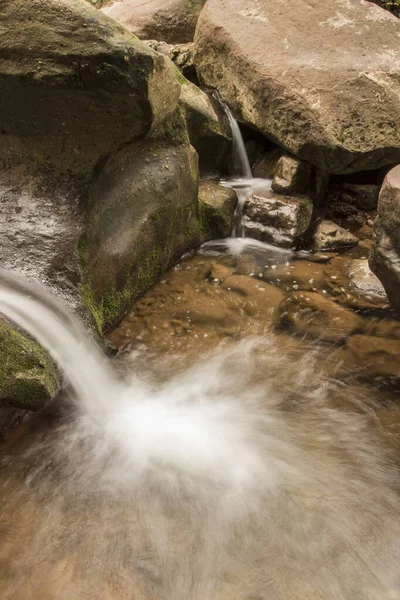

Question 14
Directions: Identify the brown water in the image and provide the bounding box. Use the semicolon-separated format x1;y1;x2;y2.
1;239;400;600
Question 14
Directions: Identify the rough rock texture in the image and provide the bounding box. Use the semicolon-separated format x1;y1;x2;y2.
103;0;207;44
243;190;313;248
370;165;400;314
280;291;364;343
0;0;202;331
198;182;237;239
0;0;180;192
82;137;201;331
178;81;230;175
194;0;400;174
314;220;358;252
0;320;60;411
146;40;197;81
272;155;311;196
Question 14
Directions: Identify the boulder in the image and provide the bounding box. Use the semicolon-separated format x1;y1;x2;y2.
103;0;207;44
198;182;237;240
280;291;364;343
0;0;202;331
243;190;313;248
370;165;400;314
0;320;60;412
81;134;201;331
178;80;231;175
194;0;400;174
314;220;358;252
0;0;180;192
272;155;311;196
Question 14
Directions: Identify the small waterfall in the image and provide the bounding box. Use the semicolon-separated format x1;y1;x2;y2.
214;93;272;238
220;101;252;179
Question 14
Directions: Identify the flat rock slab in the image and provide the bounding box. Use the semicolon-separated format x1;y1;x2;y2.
195;0;400;173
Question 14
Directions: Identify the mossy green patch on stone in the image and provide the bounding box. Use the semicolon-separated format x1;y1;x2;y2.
0;320;60;411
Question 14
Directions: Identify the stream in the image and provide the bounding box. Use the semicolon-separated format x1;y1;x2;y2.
0;111;400;600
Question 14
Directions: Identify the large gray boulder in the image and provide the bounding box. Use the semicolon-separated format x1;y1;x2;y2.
194;0;400;174
103;0;207;43
370;165;400;314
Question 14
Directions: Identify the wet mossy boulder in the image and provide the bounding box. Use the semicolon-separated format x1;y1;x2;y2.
0;320;60;411
198;182;237;239
195;0;400;174
0;0;180;192
81;132;201;331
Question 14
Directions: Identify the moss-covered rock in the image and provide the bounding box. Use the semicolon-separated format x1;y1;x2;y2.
81;137;201;331
0;320;60;411
198;182;237;239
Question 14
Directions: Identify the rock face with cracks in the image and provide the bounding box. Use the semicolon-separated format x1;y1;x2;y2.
194;0;400;174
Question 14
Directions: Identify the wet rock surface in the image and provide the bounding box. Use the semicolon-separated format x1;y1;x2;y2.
178;81;230;175
243;190;313;248
108;242;400;386
322;256;388;310
0;319;60;412
198;182;237;239
280;291;364;343
194;0;400;174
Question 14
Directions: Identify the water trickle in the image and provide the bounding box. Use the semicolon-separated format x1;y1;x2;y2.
216;96;273;238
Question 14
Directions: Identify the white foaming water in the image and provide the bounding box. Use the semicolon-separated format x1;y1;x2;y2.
1;269;400;600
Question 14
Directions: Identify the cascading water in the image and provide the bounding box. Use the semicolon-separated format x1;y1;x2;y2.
217;98;272;238
1;268;400;600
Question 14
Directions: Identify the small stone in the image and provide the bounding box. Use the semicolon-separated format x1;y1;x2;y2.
314;220;358;252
